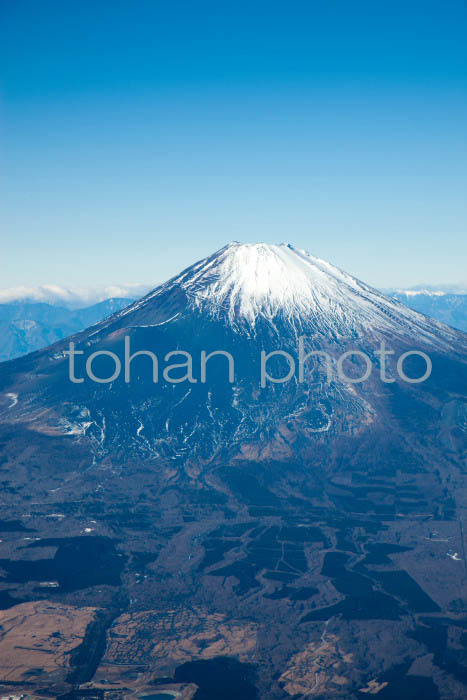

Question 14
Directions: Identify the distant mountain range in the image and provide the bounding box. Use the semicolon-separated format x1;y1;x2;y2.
0;298;134;361
388;290;467;332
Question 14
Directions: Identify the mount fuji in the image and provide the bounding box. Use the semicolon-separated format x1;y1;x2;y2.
0;242;465;465
0;243;467;699
94;242;461;342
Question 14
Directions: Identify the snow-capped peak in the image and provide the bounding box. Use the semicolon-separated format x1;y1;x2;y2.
120;242;463;347
177;242;368;324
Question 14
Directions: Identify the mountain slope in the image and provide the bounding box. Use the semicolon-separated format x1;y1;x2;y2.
0;243;465;465
0;243;467;698
113;242;461;344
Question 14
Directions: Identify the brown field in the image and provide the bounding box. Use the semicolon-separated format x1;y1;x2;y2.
0;600;96;685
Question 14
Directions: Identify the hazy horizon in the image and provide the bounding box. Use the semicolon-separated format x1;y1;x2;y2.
1;236;467;307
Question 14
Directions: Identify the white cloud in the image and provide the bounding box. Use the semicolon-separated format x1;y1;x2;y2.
0;283;153;308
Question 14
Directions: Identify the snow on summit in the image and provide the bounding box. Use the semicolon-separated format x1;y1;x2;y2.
120;242;462;348
165;243;449;336
182;242;361;323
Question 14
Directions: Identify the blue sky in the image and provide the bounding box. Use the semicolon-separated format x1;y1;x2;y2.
1;0;466;289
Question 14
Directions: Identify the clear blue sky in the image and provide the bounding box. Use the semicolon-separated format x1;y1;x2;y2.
1;0;466;288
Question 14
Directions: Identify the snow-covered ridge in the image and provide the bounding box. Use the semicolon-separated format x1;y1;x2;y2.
134;242;461;344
